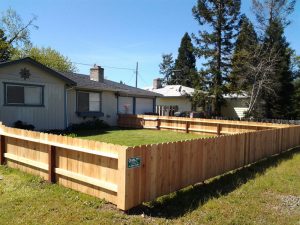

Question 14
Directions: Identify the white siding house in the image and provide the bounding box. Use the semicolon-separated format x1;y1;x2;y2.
0;60;73;130
221;93;249;119
0;58;161;130
146;78;250;118
145;79;194;115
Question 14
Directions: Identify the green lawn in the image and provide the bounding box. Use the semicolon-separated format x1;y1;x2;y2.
0;148;299;225
70;128;206;146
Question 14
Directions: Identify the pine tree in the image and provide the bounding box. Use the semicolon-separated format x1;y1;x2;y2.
159;53;174;85
262;19;294;119
169;32;197;87
228;15;258;93
0;29;11;62
292;79;300;119
192;0;241;115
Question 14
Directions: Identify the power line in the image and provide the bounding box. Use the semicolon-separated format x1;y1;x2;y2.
138;73;151;87
72;61;135;71
128;71;136;84
73;60;139;86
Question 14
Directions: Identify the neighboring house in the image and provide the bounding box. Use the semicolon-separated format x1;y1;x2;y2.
146;78;249;118
145;79;194;114
221;93;249;119
0;57;160;130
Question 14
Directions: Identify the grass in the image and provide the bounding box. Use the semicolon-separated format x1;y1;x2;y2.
0;148;299;225
69;128;206;146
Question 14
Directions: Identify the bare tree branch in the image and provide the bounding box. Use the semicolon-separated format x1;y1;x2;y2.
244;44;280;116
0;8;38;49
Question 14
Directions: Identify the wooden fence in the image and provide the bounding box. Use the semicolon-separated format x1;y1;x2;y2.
118;114;290;135
122;125;300;210
0;119;300;211
0;122;128;209
155;105;178;116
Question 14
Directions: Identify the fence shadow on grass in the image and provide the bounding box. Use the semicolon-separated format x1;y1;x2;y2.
127;147;300;219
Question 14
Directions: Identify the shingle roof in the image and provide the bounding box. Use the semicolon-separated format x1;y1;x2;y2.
63;72;161;97
0;57;161;98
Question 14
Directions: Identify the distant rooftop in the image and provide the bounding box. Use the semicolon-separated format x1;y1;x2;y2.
145;85;195;97
223;92;249;99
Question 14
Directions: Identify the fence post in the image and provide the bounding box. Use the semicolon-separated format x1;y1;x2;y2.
0;135;6;165
48;145;56;183
157;118;161;130
186;121;190;133
217;124;221;136
117;148;127;210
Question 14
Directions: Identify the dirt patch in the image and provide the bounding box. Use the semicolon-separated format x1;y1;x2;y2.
280;195;300;212
266;192;300;216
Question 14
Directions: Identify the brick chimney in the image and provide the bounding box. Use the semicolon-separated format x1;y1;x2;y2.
153;78;162;89
90;64;104;82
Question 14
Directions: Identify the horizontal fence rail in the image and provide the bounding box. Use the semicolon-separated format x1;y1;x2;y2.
120;123;300;209
0;122;128;209
1;117;300;211
118;114;290;135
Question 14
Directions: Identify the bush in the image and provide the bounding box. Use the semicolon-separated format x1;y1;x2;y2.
144;112;159;115
68;119;110;131
13;120;35;130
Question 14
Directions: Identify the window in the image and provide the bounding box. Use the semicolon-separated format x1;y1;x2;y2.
77;91;101;112
5;83;43;106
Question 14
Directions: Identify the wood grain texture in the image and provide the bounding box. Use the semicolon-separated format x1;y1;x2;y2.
121;125;300;210
0;121;300;211
118;114;290;135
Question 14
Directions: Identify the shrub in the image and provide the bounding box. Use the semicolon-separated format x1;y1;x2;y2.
13;120;35;130
144;112;159;115
68;119;110;131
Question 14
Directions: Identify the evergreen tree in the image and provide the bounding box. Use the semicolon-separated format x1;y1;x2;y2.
0;29;11;62
169;32;197;87
292;79;300;119
192;0;241;115
159;53;174;85
228;15;258;93
262;19;294;118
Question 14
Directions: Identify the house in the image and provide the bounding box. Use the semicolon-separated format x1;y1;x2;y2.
146;78;249;118
0;57;161;130
221;93;249;119
145;78;195;115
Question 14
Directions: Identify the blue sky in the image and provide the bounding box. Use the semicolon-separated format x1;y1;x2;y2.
0;0;299;88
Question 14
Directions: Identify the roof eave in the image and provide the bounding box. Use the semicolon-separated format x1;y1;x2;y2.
0;57;77;86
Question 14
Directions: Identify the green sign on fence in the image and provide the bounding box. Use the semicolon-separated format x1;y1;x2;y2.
128;157;141;168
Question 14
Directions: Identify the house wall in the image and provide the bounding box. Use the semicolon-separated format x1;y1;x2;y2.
118;96;155;115
156;97;192;112
221;98;249;119
67;89;118;126
118;96;133;114
136;98;154;114
67;93;155;127
0;62;66;130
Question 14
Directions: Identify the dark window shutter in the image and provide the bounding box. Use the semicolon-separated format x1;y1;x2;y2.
7;86;25;104
77;92;89;112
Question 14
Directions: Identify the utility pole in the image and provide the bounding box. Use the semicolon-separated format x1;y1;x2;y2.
135;62;138;88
